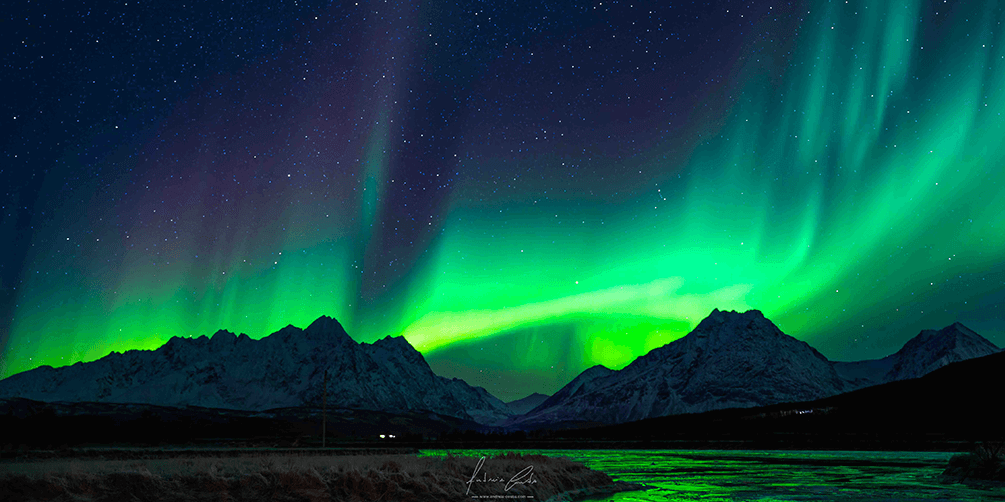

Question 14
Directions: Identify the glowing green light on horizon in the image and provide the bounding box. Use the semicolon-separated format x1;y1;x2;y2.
4;0;1004;394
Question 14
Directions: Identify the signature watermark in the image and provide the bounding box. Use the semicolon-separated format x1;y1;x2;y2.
465;456;538;498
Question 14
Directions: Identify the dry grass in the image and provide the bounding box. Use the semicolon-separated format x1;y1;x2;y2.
0;451;636;501
941;441;1005;486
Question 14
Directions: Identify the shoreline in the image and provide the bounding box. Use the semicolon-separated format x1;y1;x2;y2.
3;436;992;458
0;451;646;502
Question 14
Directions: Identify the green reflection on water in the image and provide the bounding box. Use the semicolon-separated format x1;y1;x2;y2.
418;450;1004;501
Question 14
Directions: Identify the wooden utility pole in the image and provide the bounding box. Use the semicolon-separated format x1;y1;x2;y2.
323;368;328;448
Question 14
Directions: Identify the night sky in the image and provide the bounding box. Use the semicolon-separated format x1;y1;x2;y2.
3;0;1003;401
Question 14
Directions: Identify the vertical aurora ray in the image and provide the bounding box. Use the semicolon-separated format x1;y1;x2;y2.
3;0;1004;400
355;109;390;321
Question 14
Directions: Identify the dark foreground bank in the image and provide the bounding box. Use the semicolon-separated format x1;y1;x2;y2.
0;450;644;502
940;442;1005;488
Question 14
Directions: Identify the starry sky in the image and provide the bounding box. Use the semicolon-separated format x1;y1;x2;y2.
3;0;1003;401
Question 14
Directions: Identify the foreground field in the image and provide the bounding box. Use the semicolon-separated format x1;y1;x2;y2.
0;450;641;501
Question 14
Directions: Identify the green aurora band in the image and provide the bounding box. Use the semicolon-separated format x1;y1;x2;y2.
4;0;1004;399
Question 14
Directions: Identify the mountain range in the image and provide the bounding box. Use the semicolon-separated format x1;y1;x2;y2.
512;309;1001;426
563;350;1005;447
0;316;511;424
0;309;999;429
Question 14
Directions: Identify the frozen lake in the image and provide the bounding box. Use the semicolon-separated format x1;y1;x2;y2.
421;449;1004;501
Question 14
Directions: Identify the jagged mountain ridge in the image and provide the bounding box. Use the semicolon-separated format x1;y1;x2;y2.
516;309;1000;426
0;316;512;425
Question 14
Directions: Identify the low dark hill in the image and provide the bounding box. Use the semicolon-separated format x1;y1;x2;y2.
560;351;1005;449
0;398;485;450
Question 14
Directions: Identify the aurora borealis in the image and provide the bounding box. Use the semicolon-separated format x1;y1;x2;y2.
3;0;1003;401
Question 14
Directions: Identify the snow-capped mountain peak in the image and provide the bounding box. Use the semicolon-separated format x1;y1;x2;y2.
516;309;844;426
